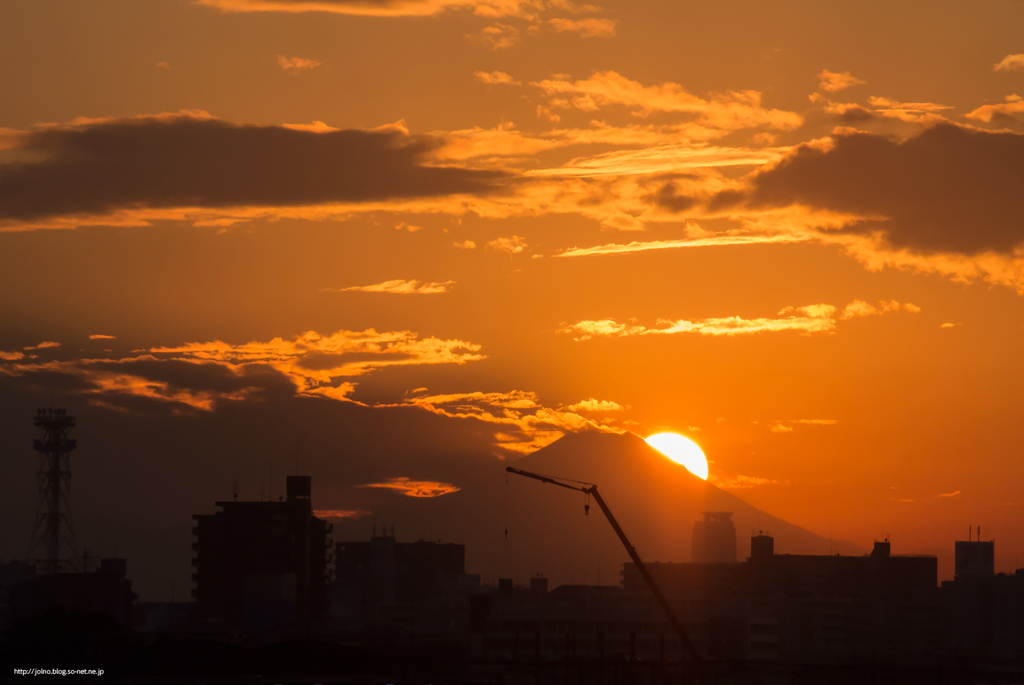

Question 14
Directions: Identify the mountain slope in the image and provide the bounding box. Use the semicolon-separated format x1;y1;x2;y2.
331;431;863;587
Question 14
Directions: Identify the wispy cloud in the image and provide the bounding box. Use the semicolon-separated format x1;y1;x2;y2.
24;341;60;350
937;490;961;498
560;299;918;341
326;279;454;294
89;334;116;340
453;240;476;249
469;23;520;50
767;418;839;433
560;304;838;340
548;17;616;37
531;71;803;131
994;54;1024;72
487;235;526;253
966;94;1024;126
474;70;520;85
387;390;621;454
565;398;626;412
198;0;538;18
556;234;808;258
313;509;372;519
0;351;25;361
818;69;865;93
277;55;322;71
360;477;460;498
715;474;783;489
838;299;921;320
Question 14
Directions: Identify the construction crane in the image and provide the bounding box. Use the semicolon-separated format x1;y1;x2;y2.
506;466;702;663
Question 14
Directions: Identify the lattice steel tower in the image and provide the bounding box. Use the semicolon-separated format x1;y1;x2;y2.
30;408;80;573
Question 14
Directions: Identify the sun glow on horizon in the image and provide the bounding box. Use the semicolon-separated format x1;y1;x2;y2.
645;432;709;480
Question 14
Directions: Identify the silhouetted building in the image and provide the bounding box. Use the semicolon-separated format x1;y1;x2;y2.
191;475;331;635
691;512;736;563
750;532;774;561
0;561;37;629
955;539;995;579
941;535;1024;661
624;534;939;662
10;558;136;627
332;529;478;634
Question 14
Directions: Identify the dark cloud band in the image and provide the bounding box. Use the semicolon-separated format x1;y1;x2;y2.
0;113;504;223
739;125;1024;255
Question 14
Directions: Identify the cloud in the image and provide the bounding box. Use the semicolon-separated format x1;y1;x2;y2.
716;474;782;488
326;279;454;294
313;509;372;519
556;233;809;258
818;70;865;93
474;70;520;85
531;71;803;131
487;235;526;253
0;328;486;412
196;0;537;18
529;143;785;177
766;418;838;433
739;124;1024;255
966;95;1024;129
560;304;838;340
155;61;170;69
0;351;25;361
548;17;616;37
560;299;917;341
469;23;520;50
148;328;483;396
0;357;259;411
937;490;961;498
994;54;1024;72
24;341;60;350
0;111;504;229
453;240;476;248
388;390;621;453
940;322;961;328
360;477;460;497
536;106;560;122
838;299;921;320
866;96;953;122
277;55;322;71
565;398;626;412
89;334;116;340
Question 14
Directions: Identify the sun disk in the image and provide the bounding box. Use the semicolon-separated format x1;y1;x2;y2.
645;432;709;480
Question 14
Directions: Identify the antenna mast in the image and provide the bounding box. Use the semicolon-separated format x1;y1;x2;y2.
29;408;80;573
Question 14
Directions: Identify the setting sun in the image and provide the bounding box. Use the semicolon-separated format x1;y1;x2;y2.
645;433;709;480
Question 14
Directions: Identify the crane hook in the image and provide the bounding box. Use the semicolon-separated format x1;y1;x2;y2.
584;492;591;516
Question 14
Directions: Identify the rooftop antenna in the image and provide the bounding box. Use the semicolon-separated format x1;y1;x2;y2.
232;478;239;501
977;525;981;541
295;438;299;476
269;462;273;502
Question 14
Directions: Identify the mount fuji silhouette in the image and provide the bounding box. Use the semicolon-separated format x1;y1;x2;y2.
331;431;864;587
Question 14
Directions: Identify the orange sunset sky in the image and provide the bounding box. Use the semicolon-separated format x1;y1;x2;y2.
2;0;1024;596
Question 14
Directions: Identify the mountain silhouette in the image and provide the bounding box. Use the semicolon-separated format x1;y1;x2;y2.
331;431;864;588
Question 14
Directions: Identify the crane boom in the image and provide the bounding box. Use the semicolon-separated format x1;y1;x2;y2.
505;466;702;662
